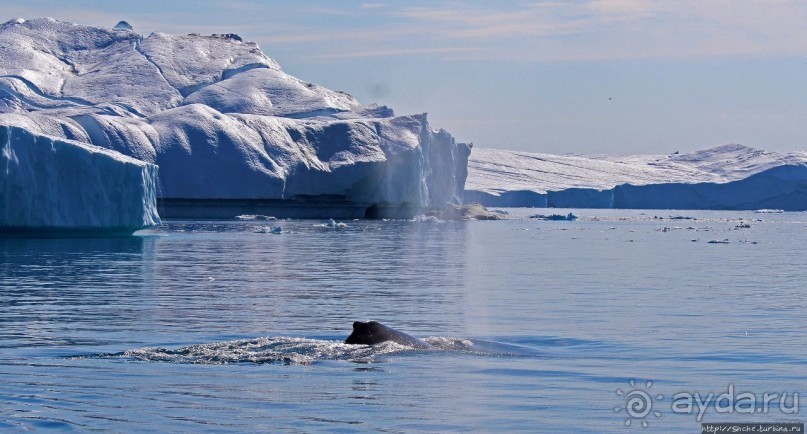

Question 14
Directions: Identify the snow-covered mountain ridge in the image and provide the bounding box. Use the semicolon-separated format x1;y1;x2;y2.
466;145;807;210
0;18;470;223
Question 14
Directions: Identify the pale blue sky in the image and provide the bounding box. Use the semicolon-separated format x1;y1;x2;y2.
3;0;807;154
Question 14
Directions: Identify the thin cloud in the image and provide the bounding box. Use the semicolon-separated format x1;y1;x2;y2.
360;3;386;10
6;1;807;63
260;23;429;45
388;1;807;60
584;0;656;16
393;3;648;39
298;6;357;17
312;46;486;60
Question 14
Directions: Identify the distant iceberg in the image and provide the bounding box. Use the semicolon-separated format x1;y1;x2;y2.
465;145;807;211
0;124;160;233
0;18;471;223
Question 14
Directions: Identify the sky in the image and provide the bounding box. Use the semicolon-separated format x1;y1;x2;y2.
2;0;807;155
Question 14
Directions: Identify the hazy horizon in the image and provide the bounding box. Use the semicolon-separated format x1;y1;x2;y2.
4;0;806;155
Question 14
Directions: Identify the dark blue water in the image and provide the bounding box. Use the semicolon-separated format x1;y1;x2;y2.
1;210;805;432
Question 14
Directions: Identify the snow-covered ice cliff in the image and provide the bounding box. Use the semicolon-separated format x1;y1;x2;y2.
0;18;470;221
1;124;160;232
466;145;807;211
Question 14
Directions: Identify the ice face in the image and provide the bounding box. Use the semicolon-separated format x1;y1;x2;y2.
0;18;471;218
0;125;160;232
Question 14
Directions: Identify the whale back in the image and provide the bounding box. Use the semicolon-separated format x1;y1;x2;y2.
344;321;431;349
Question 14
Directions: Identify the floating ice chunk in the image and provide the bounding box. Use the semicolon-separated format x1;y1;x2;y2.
529;213;578;221
313;218;346;228
327;218;347;228
413;214;443;223
236;214;276;221
254;225;283;234
426;203;503;221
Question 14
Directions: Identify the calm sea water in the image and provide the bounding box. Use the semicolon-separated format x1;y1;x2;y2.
1;209;805;433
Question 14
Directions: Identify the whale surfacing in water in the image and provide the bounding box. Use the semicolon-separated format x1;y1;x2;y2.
344;321;432;349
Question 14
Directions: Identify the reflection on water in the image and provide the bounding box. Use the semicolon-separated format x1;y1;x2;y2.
1;212;806;432
1;220;469;350
1;236;154;349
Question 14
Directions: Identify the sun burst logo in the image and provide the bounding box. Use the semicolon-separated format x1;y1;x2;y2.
614;379;663;428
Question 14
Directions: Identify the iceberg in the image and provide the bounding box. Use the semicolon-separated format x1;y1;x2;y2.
0;124;160;233
0;18;471;220
465;145;807;211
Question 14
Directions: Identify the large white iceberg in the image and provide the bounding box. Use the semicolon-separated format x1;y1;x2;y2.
466;145;807;210
0;123;160;232
0;18;471;220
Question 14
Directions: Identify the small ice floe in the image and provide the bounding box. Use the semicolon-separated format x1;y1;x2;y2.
754;209;784;214
254;226;283;234
529;212;578;221
669;215;696;220
236;214;276;221
315;218;347;228
413;214;443;223
707;239;730;244
328;218;347;228
428;203;503;220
